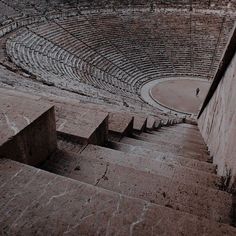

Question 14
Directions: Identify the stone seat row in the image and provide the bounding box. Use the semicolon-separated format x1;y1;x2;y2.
6;43;149;111
30;21;160;86
55;17;159;84
28;23;146;90
58;15;198;78
3;10;234;89
7;32;142;97
0;87;175;166
87;12;231;78
7;29;168;98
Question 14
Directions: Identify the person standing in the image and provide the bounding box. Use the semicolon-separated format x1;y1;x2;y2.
196;87;200;97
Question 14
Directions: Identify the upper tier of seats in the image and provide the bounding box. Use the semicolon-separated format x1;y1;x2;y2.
0;0;235;113
0;0;236;23
5;10;235;97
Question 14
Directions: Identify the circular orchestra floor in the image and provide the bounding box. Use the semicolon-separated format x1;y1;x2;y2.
150;78;210;114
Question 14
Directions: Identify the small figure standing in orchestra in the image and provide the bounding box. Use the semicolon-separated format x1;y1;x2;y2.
196;87;200;97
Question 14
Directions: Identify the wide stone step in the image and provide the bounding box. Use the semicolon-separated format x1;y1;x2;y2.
78;145;220;189
1;159;236;236
57;137;84;154
49;148;233;224
151;129;206;146
110;141;217;174
121;137;210;162
177;123;199;130
160;126;203;138
45;97;151;136
108;112;133;138
55;105;108;145
157;131;205;145
129;113;147;133
137;132;207;150
146;116;156;130
148;130;206;146
0;92;57;166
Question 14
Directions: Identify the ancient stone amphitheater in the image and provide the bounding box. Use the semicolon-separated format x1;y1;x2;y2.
0;0;236;235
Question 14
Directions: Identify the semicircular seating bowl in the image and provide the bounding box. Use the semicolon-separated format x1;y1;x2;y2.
5;9;235;104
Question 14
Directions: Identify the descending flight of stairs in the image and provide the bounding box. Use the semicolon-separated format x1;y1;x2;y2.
1;90;236;235
39;115;236;234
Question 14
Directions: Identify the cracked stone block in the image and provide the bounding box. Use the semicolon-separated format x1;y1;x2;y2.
0;92;57;166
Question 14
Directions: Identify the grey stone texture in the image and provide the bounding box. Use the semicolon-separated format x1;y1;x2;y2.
0;92;57;166
0;1;236;234
198;51;236;187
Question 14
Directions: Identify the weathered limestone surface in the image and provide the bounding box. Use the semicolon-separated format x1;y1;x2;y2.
1;158;236;236
198;53;236;184
78;145;220;189
110;141;217;173
108;112;134;138
45;96;160;136
55;105;109;145
120;137;209;162
131;114;147;133
146;116;156;130
0;93;57;166
133;132;208;154
66;149;232;223
139;132;206;149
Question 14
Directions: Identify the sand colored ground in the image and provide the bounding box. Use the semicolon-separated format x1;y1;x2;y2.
151;79;210;114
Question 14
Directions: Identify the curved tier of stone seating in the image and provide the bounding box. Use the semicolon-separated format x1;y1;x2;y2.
0;2;235;118
1;0;236;19
5;10;235;101
78;14;170;80
6;26;140;97
0;0;235;32
55;17;149;86
0;62;169;119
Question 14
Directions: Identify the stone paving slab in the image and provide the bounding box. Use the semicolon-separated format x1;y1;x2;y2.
43;96;159;133
1;158;236;236
46;99;139;140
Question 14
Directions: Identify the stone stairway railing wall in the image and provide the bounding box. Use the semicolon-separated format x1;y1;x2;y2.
198;23;236;190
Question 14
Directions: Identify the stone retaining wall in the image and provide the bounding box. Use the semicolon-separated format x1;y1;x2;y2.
198;51;236;189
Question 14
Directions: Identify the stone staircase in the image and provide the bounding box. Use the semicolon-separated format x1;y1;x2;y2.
41;122;234;224
0;90;236;235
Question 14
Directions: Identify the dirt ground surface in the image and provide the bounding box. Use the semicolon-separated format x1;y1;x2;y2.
150;79;211;114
